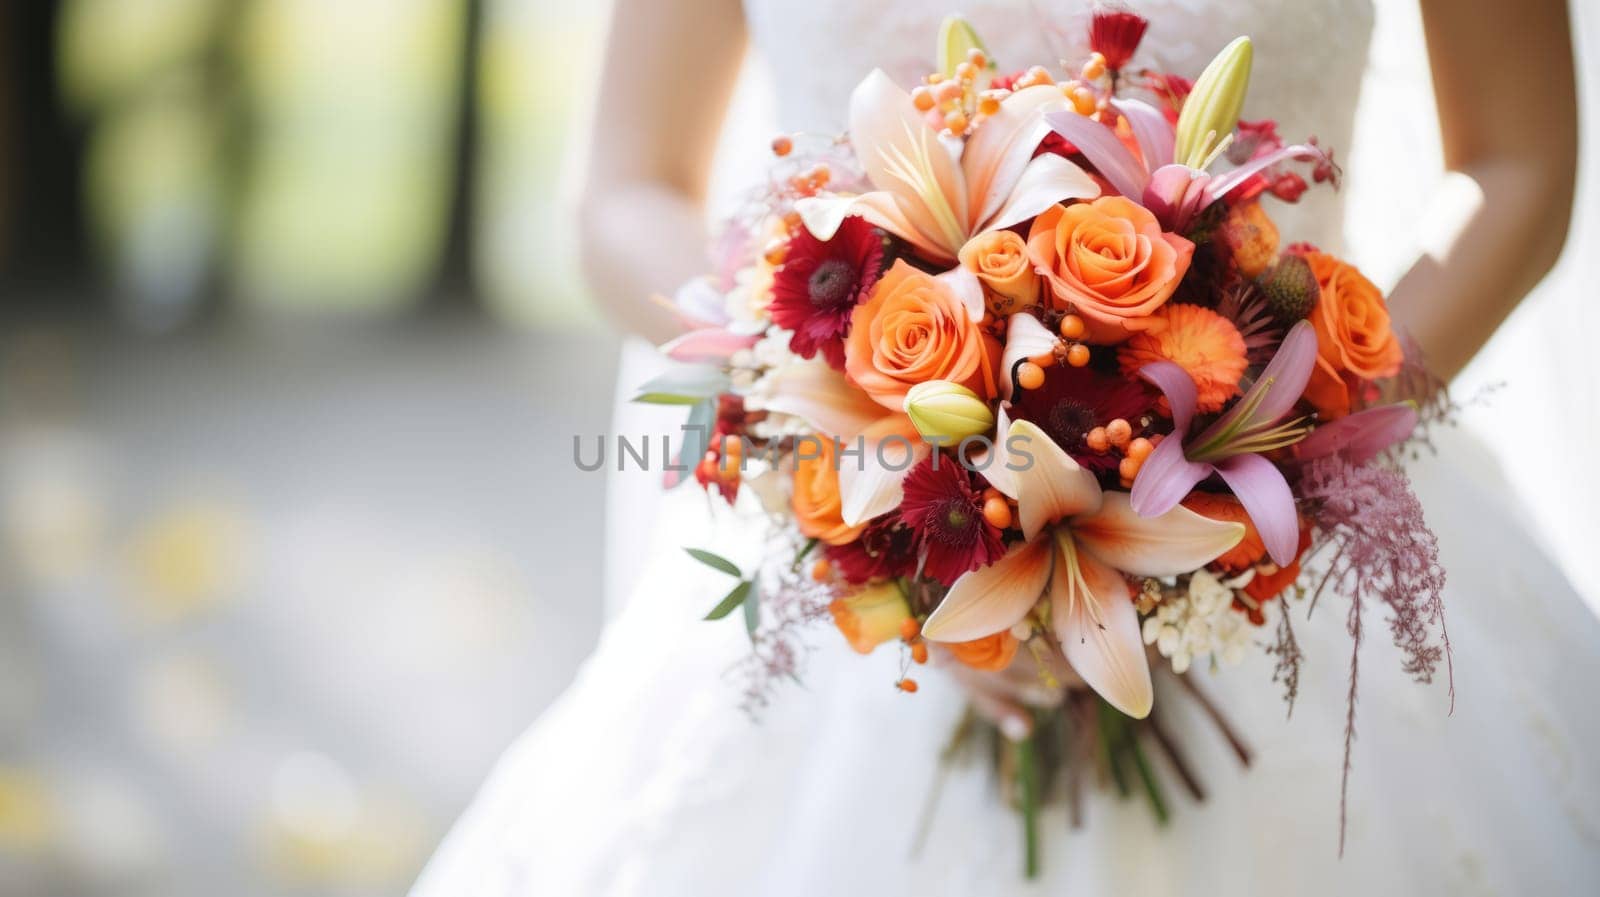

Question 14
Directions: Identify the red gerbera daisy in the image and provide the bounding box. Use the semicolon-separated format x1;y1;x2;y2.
768;216;886;369
824;514;915;584
898;455;1006;586
1008;363;1154;476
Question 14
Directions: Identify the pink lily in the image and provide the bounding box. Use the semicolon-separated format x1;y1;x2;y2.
1044;100;1330;231
1132;320;1318;566
796;71;1101;266
653;278;764;363
1295;402;1418;466
921;419;1244;717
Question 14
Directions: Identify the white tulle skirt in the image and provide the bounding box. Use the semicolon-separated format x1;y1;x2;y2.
413;403;1600;896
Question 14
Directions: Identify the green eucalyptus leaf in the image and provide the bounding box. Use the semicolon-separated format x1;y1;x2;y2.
685;547;742;578
742;578;761;639
704;580;753;620
633;365;731;405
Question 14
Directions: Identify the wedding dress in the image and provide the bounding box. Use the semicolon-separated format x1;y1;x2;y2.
414;1;1600;894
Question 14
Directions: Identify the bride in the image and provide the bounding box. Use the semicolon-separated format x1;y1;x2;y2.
415;0;1599;893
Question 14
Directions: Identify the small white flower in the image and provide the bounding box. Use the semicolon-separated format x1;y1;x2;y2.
1140;570;1259;674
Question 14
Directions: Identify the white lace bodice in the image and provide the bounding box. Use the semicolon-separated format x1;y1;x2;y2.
743;0;1374;251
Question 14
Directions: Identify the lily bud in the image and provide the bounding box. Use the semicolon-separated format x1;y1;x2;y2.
829;583;912;654
937;15;992;79
1174;36;1253;169
904;380;995;444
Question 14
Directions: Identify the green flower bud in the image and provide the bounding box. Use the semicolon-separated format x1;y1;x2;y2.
1174;36;1253;169
904;380;995;445
1257;254;1320;322
937;15;993;79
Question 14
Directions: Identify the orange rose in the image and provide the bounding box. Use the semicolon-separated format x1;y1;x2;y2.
958;230;1039;316
792;436;866;546
943;630;1020;672
845;259;1001;409
1301;252;1403;419
1181;492;1265;572
1027;197;1194;344
829;583;912;654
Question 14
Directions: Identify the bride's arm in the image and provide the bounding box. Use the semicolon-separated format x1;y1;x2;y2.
576;0;748;345
1386;0;1577;381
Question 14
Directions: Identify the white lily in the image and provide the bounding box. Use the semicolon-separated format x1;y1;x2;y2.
796;70;1101;266
921;419;1245;717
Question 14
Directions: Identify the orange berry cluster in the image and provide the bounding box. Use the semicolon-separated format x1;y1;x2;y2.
766;133;833;198
1061;52;1114;120
980;486;1013;530
898;616;927;693
909;48;1003;137
1015;312;1093;391
1085;421;1162;489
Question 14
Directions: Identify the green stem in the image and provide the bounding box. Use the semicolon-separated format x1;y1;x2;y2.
1016;732;1040;879
789;537;819;572
1098;700;1130;798
1128;731;1170;825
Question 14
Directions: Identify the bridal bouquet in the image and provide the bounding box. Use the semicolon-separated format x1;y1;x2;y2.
637;8;1450;873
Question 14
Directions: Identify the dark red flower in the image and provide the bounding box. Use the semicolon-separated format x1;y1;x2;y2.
1089;6;1150;71
824;514;915;584
1009;363;1154;476
694;394;751;505
897;455;1006;586
1226;119;1285;166
768;216;886;369
1140;71;1193;120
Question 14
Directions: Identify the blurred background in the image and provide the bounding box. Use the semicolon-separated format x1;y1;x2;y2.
0;1;1595;896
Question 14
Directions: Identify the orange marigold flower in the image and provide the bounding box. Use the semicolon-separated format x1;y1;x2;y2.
1181;492;1265;572
1118;303;1248;412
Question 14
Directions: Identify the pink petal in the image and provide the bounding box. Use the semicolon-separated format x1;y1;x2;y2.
1050;534;1152;718
1111;98;1174;171
1071;492;1245;577
1043;109;1149;199
1248;319;1319;425
980;151;1100;234
1129;434;1212;517
1008;419;1104;541
1213;452;1300;566
963;84;1067;226
758;361;888;439
661;327;761;363
1296;403;1418;466
1199;319;1317;446
1141;164;1212;232
1000;313;1059;401
1207;143;1329;201
1137;360;1199;433
838;414;928;526
922;536;1053;643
